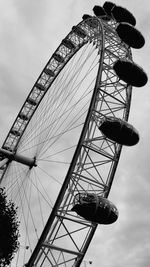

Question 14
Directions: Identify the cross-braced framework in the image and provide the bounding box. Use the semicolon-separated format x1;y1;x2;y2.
0;16;132;267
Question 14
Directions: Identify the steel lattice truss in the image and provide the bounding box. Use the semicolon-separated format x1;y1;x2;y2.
0;17;132;267
26;18;132;267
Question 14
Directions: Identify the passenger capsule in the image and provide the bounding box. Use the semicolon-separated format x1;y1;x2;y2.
72;26;87;39
19;113;29;121
113;59;148;87
62;39;76;50
93;5;106;17
111;5;136;26
103;1;116;17
99;117;139;146
82;14;92;20
27;98;37;106
116;23;145;49
53;53;64;63
36;83;46;91
44;68;55;77
72;193;118;224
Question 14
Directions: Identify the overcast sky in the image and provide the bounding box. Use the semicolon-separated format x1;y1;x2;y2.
0;0;150;267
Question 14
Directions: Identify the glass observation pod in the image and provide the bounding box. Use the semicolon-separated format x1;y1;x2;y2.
72;26;87;39
61;38;76;50
82;14;92;20
113;59;148;87
36;83;46;92
111;5;136;26
116;22;145;49
27;97;37;106
93;5;107;17
53;53;64;64
72;193;118;224
103;1;116;17
44;68;55;77
99;117;140;146
93;5;111;21
18;113;29;121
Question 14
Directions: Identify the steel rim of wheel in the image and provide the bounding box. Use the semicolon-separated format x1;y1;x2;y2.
0;16;132;267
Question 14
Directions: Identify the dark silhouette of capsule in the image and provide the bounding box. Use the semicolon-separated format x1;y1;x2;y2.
99;117;139;146
53;53;64;63
72;26;87;39
19;113;29;121
103;1;116;17
36;83;46;91
113;59;148;87
27;98;37;106
93;5;111;21
62;39;76;50
44;68;55;77
116;22;145;49
93;5;110;21
93;5;106;17
72;193;118;224
82;14;92;20
111;5;136;26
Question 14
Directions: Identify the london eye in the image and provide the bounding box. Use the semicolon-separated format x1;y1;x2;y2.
0;2;148;266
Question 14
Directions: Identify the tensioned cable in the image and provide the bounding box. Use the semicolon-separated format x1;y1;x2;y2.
17;82;93;156
23;177;32;264
36;70;98;159
38;101;90;159
17;44;98;156
39;144;76;161
17;82;91;157
33;170;45;227
15;174;33;257
38;159;70;164
33;168;54;208
17;121;83;155
18;43;95;148
35;58;98;156
17;45;98;157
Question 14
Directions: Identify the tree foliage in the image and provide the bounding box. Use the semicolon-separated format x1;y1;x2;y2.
0;188;20;266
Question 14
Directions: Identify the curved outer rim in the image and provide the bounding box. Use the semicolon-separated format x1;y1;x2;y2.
26;17;105;266
0;16;133;267
0;17;99;181
27;18;132;267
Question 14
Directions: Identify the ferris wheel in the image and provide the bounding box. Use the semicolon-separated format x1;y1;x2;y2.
0;2;148;267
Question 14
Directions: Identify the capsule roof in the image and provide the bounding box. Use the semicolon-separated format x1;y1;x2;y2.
62;38;76;50
111;5;136;26
72;26;87;39
116;22;145;49
82;14;92;20
113;59;148;87
99;117;140;146
93;5;106;17
103;1;116;17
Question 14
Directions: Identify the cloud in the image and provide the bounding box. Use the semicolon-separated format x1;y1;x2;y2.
0;0;150;266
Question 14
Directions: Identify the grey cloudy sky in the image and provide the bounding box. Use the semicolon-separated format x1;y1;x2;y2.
0;0;150;267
